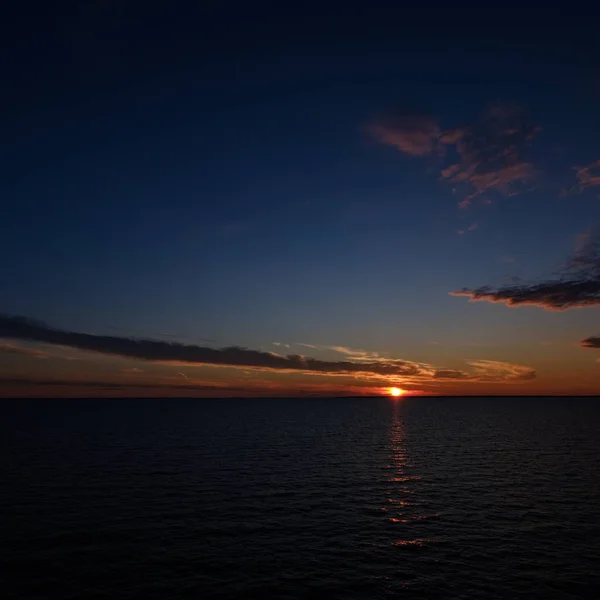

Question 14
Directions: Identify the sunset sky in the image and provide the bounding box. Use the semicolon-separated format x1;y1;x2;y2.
2;6;600;397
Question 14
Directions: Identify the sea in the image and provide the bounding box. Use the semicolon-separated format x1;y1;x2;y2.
2;397;600;599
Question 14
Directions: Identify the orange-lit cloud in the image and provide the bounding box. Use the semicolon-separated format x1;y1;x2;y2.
0;315;427;378
0;316;537;392
369;103;539;207
467;360;535;381
429;361;534;382
564;159;600;195
367;113;442;157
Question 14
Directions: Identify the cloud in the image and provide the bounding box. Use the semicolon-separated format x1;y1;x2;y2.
442;104;538;204
451;280;600;310
467;360;536;381
451;228;600;310
0;375;398;398
121;367;143;373
369;103;539;206
272;342;290;348
368;112;442;157
432;361;535;382
0;316;536;386
581;336;600;349
458;223;478;235
0;342;49;359
433;369;470;380
328;345;380;360
0;376;242;393
0;315;425;378
296;343;317;349
564;159;600;195
324;349;534;384
328;345;423;367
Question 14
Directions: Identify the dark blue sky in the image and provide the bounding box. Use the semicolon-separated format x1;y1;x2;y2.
2;5;600;395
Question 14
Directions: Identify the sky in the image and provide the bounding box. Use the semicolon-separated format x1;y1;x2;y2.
2;4;600;397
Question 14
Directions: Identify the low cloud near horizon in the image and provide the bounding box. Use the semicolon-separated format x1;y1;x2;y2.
0;315;535;385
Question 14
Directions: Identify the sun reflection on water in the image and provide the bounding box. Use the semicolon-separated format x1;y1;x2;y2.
385;402;439;548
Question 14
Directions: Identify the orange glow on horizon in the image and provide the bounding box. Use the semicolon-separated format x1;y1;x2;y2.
389;387;404;397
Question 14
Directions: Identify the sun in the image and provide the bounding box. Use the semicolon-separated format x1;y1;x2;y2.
389;387;404;397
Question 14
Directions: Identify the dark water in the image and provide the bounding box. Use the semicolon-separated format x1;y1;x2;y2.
2;397;600;599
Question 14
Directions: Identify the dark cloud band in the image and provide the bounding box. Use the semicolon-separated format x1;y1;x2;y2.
0;315;422;377
581;336;600;349
451;280;600;311
452;228;600;310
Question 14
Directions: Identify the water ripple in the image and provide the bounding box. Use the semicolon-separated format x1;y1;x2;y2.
2;397;600;599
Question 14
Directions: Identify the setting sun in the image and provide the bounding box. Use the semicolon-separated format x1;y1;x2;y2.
389;387;404;397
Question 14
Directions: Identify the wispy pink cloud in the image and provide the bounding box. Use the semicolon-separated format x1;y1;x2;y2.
369;103;540;208
457;223;478;236
367;114;442;157
564;159;600;195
